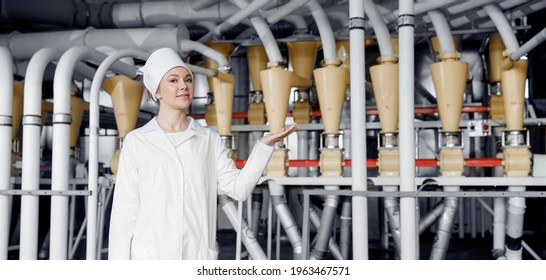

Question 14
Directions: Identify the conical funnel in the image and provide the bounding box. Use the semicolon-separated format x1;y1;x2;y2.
103;75;144;138
70;95;88;152
370;62;399;133
501;59;528;131
12;81;24;139
247;45;268;91
260;68;292;133
212;73;235;136
489;34;505;83
391;37;399;57
430;59;469;132
314;65;349;134
204;42;234;91
287;41;320;81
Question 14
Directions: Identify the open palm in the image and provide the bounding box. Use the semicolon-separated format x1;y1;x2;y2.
260;123;298;146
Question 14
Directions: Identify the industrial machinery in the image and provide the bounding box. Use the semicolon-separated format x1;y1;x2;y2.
1;0;546;261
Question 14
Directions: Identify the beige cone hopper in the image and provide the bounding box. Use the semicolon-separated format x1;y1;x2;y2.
260;68;293;133
370;62;399;133
247;45;268;91
70;94;88;153
103;76;144;138
287;41;320;80
204;42;234;91
12;81;24;139
501;59;528;131
489;34;505;83
430;59;469;132
103;75;144;175
314;65;349;134
212;73;235;136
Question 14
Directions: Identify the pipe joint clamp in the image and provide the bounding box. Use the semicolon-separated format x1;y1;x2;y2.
502;130;528;147
250;91;264;103
489;82;502;96
22;115;42;126
0;115;12;126
378;132;398;149
439;131;463;149
397;14;415;28
348;17;365;30
321;133;341;149
52;113;72;125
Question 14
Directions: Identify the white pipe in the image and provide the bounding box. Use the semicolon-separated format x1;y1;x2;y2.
186;64;217;78
198;0;270;43
510;27;546;61
364;0;395;57
191;0;218;10
265;0;311;25
269;181;302;259
349;0;368;260
451;0;539;28
0;47;14;260
283;15;308;31
179;40;228;68
88;49;147;260
483;4;519;51
50;45;136;259
20;48;63;260
418;202;444;234
1;28;185;60
340;197;351;259
219;195;268;259
430;186;459;260
470;197;477;238
112;1;240;28
427;10;456;54
308;205;344;260
384;0;458;23
383;185;401;255
306;0;337;61
398;0;418;260
505;185;526;260
493;197;506;258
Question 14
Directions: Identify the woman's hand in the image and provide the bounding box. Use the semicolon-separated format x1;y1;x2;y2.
260;123;298;146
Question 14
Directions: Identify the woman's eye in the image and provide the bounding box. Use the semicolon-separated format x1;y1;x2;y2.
185;79;193;83
170;79;177;83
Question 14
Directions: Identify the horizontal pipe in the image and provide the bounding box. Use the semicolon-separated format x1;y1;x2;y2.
188;105;490;119
234;158;503;168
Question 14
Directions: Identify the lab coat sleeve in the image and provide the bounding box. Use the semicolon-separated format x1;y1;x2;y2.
215;133;274;201
108;133;140;260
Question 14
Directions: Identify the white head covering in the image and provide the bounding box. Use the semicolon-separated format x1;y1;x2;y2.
137;48;193;98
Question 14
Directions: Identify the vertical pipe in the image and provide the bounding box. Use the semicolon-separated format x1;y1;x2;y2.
505;185;526;260
470;197;477;238
349;0;368;260
0;47;14;260
297;131;309;177
493;197;506;259
20;48;62;259
340;197;352;259
398;0;418;260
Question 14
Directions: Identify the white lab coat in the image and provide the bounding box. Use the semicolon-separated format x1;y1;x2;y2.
108;117;274;260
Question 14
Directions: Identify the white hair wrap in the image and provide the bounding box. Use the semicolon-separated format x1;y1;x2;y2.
137;48;193;98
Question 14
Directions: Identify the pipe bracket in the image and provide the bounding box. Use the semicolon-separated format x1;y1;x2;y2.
348;17;365;30
52;113;72;125
0;115;13;126
22;115;42;126
397;14;415;28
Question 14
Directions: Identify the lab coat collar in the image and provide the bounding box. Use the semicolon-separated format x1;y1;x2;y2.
139;116;206;135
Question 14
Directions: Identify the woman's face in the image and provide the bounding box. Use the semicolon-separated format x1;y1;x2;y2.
155;66;194;111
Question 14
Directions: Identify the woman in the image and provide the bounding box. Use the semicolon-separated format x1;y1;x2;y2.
108;48;296;260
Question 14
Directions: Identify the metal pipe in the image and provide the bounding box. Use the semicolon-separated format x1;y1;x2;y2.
251;189;263;235
430;186;460;260
306;0;337;61
88;49;147;260
19;48;62;260
510;27;546;61
297;131;309;177
483;4;519;51
418;202;445;234
427;10;456;54
0;47;14;260
198;0;270;43
265;0;311;25
350;0;368;260
493;197;506;259
340;197;352;259
269;188;303;259
470;197;477;238
219;195;267;260
308;204;344;260
364;0;395;57
310;189;340;260
191;0;218;10
505;186;526;260
180;40;228;68
383;185;401;255
398;0;418;260
385;0;459;24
